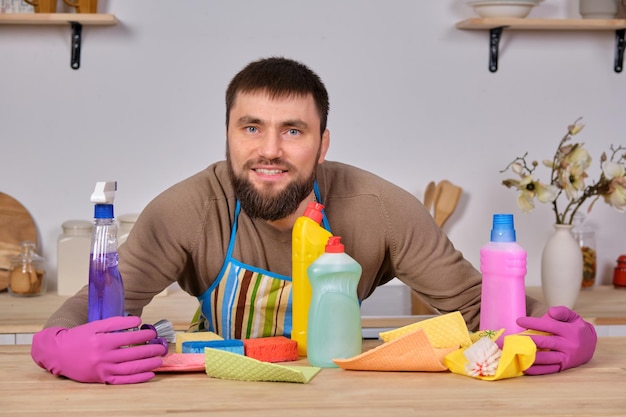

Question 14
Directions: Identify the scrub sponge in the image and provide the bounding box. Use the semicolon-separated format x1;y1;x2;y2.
182;340;244;355
243;336;298;363
175;331;223;353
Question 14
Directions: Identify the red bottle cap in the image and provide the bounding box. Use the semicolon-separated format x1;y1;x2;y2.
325;236;345;253
303;202;324;224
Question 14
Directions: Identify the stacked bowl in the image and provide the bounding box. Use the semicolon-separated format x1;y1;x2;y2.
467;0;543;18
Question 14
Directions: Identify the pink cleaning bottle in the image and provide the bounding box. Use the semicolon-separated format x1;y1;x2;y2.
479;214;527;346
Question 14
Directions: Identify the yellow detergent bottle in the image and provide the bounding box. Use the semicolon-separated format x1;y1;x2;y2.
292;202;332;356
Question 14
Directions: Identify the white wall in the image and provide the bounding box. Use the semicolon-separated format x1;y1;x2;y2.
2;0;625;292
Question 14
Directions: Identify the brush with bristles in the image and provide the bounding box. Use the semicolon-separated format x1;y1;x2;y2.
153;319;176;343
140;319;176;353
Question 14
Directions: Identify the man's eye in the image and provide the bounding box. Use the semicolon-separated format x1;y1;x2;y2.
246;126;258;134
287;129;300;136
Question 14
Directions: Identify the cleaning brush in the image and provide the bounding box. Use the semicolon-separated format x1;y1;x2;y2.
140;319;176;354
153;319;176;343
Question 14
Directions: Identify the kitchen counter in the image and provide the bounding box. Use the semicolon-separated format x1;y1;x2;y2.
1;338;625;416
0;287;199;334
526;285;626;324
1;285;625;343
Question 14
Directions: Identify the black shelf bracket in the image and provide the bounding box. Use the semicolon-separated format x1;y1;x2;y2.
486;25;625;73
615;29;625;73
70;21;82;70
488;26;506;73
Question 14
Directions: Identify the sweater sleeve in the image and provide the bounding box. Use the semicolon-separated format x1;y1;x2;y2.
44;287;89;328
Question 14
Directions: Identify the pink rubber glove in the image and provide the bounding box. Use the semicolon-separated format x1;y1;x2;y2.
516;306;597;375
31;316;167;384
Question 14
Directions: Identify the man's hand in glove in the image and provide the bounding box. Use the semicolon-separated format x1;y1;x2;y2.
517;306;597;375
31;315;167;384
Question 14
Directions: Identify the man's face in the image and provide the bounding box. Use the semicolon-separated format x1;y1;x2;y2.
226;91;330;221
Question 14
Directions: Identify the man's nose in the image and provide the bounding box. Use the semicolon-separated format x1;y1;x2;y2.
257;131;283;160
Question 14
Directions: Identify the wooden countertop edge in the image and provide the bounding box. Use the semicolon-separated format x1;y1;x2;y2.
22;315;623;334
5;316;625;335
593;317;626;325
2;318;424;334
2;285;625;334
0;320;195;334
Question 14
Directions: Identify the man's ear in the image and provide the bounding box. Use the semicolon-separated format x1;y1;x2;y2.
318;129;330;163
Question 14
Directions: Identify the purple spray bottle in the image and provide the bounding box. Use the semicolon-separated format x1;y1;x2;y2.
87;181;125;322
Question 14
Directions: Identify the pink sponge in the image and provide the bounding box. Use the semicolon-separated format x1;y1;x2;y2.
243;336;298;363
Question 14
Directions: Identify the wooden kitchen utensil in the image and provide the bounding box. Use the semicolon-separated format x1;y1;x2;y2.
23;0;57;13
0;193;38;291
63;0;98;13
433;180;462;228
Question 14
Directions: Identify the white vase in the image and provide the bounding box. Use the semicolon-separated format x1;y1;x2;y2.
540;224;583;308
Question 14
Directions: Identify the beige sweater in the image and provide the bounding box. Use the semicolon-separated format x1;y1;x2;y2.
46;160;544;331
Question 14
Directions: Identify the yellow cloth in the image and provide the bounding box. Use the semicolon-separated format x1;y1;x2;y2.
204;348;321;383
469;328;505;344
445;334;537;381
379;311;473;349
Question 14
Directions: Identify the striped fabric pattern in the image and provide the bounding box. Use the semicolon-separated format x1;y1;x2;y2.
198;261;293;339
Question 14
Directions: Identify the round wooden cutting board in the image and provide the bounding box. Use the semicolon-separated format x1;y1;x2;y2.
0;193;38;291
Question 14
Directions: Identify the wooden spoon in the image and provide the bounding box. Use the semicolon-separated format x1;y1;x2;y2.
431;181;444;215
434;180;463;228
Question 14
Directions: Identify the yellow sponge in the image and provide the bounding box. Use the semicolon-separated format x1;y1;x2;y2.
175;331;223;353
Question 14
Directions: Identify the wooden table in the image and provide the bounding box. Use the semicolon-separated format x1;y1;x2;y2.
1;338;625;416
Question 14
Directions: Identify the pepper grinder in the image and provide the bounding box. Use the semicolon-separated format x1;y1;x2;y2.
613;255;626;288
8;241;46;297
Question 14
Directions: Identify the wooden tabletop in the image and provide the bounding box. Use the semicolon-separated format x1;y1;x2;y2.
1;285;625;335
1;338;625;416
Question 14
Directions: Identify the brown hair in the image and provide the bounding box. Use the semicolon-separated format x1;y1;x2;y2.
225;57;329;135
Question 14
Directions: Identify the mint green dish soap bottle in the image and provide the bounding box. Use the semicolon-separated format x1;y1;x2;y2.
306;236;362;368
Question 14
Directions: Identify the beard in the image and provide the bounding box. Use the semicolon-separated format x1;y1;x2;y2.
226;151;317;221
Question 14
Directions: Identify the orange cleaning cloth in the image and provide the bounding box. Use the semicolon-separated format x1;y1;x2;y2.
243;336;298;363
333;328;454;372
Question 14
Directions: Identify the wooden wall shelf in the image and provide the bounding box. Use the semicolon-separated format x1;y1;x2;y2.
0;13;118;69
456;18;626;72
0;13;117;25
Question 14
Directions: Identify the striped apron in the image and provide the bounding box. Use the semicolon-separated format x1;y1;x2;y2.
189;183;330;339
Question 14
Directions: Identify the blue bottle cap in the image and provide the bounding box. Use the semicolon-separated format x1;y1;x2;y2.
94;204;114;219
490;214;516;242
